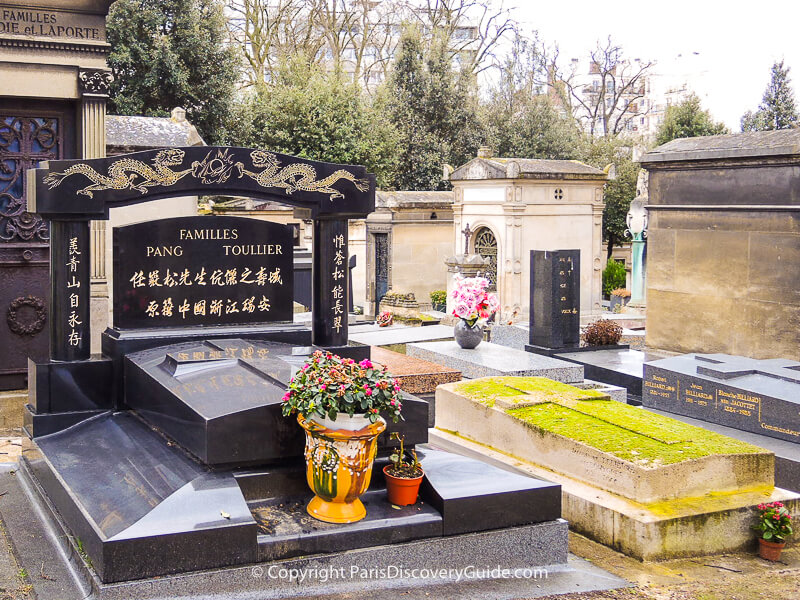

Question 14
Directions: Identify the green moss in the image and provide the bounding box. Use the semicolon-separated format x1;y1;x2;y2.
455;379;526;407
507;402;763;466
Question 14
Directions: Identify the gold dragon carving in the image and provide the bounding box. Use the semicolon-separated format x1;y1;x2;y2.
42;148;369;202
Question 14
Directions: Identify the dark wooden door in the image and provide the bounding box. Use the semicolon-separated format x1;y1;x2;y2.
374;232;388;315
0;101;75;390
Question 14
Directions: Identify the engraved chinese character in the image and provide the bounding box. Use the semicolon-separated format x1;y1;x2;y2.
210;299;223;316
225;268;237;285
146;301;159;317
333;315;342;333
68;237;81;255
561;296;566;301
177;353;189;360
225;348;237;358
241;346;254;359
332;267;344;280
130;271;146;288
240;267;254;284
148;270;162;287
67;311;81;328
209;351;223;360
257;349;269;359
242;296;256;313
268;268;282;285
225;299;239;314
333;234;345;249
210;269;225;286
162;298;174;317
193;300;207;316
178;299;190;318
68;330;82;346
66;256;79;272
195;267;207;286
333;298;344;315
163;270;178;287
258;295;270;312
69;293;79;308
332;285;344;300
255;267;268;286
178;269;193;286
193;352;205;360
67;276;80;289
334;250;345;266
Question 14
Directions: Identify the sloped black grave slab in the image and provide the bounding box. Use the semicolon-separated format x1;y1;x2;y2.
26;412;256;583
125;338;429;466
644;353;800;443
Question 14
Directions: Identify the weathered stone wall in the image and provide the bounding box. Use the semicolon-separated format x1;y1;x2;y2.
642;134;800;360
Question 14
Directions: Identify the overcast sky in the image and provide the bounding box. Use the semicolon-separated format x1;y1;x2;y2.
509;0;800;130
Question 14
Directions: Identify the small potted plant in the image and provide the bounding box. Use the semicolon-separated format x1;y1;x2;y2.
430;290;447;313
450;275;499;349
282;351;403;524
753;501;793;561
383;432;424;506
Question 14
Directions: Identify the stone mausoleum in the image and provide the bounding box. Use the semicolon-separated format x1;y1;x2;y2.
641;130;800;361
448;149;607;322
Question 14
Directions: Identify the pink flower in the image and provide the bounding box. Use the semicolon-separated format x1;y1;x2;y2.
359;359;373;369
320;384;326;390
364;387;372;396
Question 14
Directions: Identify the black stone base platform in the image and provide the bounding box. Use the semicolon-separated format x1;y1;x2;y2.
22;411;564;584
552;348;649;401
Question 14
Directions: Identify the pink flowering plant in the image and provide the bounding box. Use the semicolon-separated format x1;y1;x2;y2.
451;275;500;327
281;350;403;424
753;501;793;542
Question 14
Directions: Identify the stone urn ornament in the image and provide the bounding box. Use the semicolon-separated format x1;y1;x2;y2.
451;274;499;349
753;501;793;561
282;351;403;523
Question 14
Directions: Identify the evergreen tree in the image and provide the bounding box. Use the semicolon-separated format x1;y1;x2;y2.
655;93;728;146
106;0;240;144
235;57;399;189
385;26;481;190
741;60;799;131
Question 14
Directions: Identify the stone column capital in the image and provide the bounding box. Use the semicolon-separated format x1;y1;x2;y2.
78;69;114;98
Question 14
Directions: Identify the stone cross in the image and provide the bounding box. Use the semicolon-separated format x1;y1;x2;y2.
461;223;472;255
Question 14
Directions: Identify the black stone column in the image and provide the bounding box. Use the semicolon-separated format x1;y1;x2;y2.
527;249;580;351
50;220;91;361
312;219;348;348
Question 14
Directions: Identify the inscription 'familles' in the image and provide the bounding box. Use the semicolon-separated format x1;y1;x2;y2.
145;228;284;258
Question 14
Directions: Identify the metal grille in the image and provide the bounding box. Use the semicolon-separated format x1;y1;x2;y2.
374;232;389;313
473;227;497;288
0;116;58;242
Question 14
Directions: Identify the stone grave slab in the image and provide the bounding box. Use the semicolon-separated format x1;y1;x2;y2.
407;341;583;383
370;346;461;395
436;377;773;503
348;324;454;347
644;353;800;443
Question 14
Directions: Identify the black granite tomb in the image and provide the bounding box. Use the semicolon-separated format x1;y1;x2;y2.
21;146;565;584
526;249;581;354
644;353;800;443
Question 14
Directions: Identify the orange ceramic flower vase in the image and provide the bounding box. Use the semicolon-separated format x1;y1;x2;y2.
298;413;386;524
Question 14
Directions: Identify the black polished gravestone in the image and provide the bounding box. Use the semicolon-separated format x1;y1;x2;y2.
114;216;293;328
644;353;800;443
526;250;581;354
124;338;430;466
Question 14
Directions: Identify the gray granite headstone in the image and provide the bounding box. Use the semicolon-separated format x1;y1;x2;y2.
643;353;800;443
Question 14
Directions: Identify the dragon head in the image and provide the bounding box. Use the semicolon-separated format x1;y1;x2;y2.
249;150;280;168
153;148;186;166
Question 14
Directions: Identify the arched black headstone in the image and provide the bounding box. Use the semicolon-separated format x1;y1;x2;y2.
28;147;376;360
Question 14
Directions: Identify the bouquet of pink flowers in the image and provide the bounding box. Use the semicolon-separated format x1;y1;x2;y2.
451;275;499;327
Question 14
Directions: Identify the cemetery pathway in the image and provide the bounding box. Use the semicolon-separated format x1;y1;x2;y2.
538;532;800;600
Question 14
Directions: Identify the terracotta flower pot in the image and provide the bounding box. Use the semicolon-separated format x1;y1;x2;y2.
758;537;786;561
298;413;386;524
383;465;424;506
